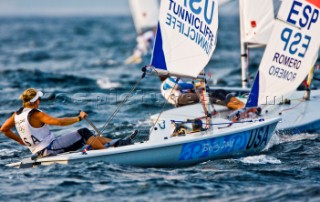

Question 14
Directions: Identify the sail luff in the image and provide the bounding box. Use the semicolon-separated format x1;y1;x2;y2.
150;23;168;72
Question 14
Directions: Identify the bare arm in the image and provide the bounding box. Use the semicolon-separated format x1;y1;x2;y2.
0;113;25;145
33;111;87;126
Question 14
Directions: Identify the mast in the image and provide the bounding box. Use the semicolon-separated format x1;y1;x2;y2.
239;0;276;89
239;0;249;89
303;66;315;100
303;53;318;100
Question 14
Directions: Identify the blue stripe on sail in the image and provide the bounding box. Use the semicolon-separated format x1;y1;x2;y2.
246;71;259;108
150;23;167;71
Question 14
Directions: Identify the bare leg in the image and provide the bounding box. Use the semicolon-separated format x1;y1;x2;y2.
86;136;109;149
96;136;112;145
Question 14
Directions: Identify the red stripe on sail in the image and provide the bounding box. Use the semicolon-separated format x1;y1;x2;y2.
307;0;320;8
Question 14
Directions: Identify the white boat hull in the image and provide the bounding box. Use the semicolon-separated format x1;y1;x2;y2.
7;118;279;168
151;89;320;134
260;90;320;134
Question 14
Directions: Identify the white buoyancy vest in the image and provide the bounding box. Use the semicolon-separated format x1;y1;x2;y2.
14;108;54;154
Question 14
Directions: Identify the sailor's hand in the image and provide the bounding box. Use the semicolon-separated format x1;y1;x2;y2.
79;111;87;120
18;140;26;146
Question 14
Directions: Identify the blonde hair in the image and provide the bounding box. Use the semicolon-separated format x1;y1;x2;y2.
20;88;38;105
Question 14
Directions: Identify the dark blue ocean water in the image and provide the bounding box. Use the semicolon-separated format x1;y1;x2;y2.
0;15;320;201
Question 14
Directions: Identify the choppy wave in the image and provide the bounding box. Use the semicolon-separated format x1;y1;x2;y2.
0;15;319;201
96;78;121;89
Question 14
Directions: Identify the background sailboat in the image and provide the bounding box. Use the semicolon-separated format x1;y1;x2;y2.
125;0;159;64
129;0;159;35
239;0;280;88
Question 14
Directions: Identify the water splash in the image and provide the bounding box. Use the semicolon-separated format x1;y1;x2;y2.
239;155;281;165
265;132;281;150
97;78;121;89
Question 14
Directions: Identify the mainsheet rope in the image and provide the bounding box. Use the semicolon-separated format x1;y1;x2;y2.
99;67;148;136
84;64;172;139
82;67;148;154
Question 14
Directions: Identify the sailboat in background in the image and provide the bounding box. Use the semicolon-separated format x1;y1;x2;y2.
125;0;159;64
154;0;320;135
129;0;159;35
239;0;278;88
7;0;280;168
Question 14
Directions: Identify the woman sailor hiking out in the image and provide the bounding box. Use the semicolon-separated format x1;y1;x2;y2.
0;88;136;157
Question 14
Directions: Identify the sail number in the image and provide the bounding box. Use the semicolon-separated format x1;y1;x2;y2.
281;28;310;58
183;0;215;25
287;0;319;30
281;0;319;58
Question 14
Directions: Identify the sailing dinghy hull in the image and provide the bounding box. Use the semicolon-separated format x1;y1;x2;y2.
152;89;320;135
7;118;279;168
263;89;320;134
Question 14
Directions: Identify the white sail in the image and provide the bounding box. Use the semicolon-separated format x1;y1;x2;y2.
246;0;320;107
151;0;219;78
129;0;160;34
240;0;275;47
239;0;279;88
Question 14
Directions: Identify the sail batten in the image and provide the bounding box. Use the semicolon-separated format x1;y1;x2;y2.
151;0;219;78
